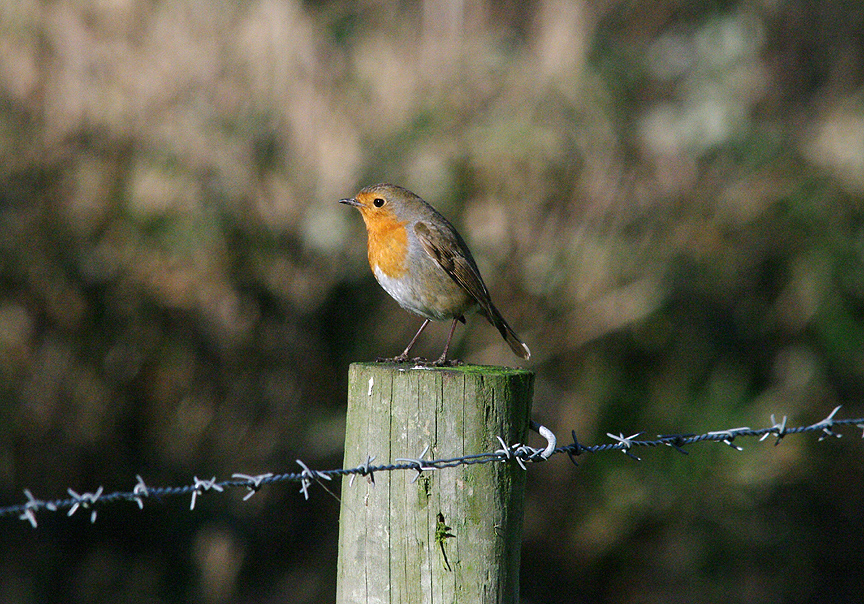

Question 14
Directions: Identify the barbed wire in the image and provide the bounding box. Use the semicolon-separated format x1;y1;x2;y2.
2;405;862;528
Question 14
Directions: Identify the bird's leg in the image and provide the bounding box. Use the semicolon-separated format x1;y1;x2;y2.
433;318;461;366
392;319;430;362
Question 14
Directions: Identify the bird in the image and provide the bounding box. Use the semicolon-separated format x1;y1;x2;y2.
340;183;530;365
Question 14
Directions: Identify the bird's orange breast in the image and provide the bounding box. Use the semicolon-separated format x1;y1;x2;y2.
364;213;409;279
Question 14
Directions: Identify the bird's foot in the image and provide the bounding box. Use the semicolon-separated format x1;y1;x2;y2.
375;356;463;367
431;357;464;367
376;355;423;364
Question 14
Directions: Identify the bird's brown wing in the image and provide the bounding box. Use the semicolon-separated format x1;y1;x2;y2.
414;220;531;360
414;220;492;311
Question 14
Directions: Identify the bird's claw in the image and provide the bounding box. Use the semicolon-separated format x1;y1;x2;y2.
375;356;463;367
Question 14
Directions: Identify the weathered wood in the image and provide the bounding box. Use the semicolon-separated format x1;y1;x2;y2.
336;362;534;604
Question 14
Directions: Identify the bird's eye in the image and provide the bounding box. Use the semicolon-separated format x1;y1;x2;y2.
373;198;385;207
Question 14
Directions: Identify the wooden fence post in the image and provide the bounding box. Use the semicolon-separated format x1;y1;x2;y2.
336;362;534;604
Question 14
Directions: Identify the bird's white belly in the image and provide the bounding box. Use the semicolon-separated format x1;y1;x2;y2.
373;265;474;321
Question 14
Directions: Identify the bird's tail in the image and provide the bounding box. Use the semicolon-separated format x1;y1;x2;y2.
484;304;531;360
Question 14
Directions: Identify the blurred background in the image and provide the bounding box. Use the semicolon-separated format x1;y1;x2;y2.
2;0;864;602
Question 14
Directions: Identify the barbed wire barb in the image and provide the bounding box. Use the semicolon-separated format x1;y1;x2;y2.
190;477;223;511
707;428;752;451
810;405;843;441
2;409;864;527
19;490;40;528
760;415;788;446
67;487;104;523
231;473;274;501
348;455;377;487
394;445;436;483
607;432;643;461
566;431;583;466
295;459;332;500
659;434;692;455
132;475;149;509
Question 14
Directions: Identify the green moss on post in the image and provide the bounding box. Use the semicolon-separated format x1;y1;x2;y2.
336;362;534;604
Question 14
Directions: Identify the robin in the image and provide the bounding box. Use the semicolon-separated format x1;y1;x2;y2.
340;183;530;364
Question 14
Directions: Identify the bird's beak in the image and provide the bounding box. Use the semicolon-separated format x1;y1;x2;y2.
339;197;361;207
